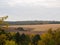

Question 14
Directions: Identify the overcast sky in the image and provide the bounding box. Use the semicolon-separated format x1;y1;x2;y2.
0;0;60;21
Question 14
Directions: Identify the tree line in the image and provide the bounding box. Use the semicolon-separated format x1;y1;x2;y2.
6;21;60;25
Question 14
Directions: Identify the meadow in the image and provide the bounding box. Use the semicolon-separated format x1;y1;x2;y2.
8;24;60;31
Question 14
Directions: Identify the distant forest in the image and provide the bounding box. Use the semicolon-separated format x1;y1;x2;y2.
5;21;60;25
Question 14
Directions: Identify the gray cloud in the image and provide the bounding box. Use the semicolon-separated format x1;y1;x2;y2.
0;0;60;21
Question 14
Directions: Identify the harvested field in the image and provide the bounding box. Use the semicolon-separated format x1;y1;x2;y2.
8;24;60;31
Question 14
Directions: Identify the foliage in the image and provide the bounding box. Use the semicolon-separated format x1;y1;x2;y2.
5;40;16;45
0;16;8;29
0;34;6;45
0;28;60;45
32;34;41;45
14;32;20;45
16;27;24;31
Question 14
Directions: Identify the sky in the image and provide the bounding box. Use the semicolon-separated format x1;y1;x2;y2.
0;0;60;21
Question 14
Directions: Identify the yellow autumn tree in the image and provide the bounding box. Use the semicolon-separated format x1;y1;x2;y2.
0;16;9;29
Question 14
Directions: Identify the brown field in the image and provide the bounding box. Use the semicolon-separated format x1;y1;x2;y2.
8;24;60;31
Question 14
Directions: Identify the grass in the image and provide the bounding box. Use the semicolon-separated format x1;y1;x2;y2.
8;24;60;31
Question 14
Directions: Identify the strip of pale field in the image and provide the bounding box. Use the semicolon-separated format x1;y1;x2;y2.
8;24;60;31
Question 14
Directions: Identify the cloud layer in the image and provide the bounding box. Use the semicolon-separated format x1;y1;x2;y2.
0;0;60;21
1;0;59;7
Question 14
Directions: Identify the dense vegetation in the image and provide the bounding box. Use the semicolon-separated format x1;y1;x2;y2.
6;21;60;25
0;28;60;45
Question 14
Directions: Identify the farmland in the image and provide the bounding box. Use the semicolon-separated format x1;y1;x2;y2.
3;24;59;34
8;24;60;31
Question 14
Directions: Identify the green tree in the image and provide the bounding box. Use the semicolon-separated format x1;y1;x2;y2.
32;34;41;45
14;32;20;45
0;28;6;35
6;32;12;41
20;33;30;45
54;29;60;45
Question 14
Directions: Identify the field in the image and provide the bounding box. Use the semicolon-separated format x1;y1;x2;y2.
8;24;60;31
1;24;60;45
